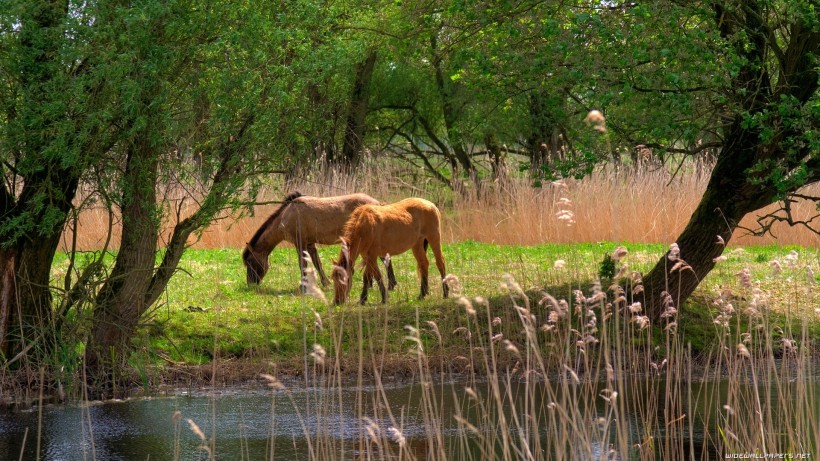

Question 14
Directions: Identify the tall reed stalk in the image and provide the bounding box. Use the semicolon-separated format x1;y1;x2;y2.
236;248;817;461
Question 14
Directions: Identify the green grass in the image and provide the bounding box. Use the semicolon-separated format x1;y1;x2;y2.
40;241;820;460
119;242;819;373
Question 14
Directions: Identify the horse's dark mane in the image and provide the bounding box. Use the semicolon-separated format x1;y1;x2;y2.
247;191;304;248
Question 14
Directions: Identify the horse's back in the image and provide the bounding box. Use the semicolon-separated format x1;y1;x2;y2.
344;197;441;256
395;198;442;231
281;193;380;244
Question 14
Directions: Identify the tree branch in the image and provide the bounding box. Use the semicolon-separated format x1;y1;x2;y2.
737;194;820;238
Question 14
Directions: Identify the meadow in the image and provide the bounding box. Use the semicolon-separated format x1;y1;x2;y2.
79;240;812;384
126;238;818;460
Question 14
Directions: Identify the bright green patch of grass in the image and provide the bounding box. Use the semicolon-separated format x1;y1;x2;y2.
127;242;818;370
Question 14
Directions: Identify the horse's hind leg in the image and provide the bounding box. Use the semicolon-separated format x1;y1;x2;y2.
380;256;397;291
295;245;309;294
428;234;448;298
307;243;329;286
411;241;430;299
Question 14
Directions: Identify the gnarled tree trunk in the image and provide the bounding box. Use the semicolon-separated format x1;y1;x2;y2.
340;50;378;169
86;141;160;395
641;2;819;320
640;118;778;320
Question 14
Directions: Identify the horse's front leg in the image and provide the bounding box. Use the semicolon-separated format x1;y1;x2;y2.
307;244;329;287
380;255;397;291
359;271;371;304
361;257;387;304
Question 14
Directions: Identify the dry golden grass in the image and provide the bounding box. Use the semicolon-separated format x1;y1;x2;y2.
60;163;819;251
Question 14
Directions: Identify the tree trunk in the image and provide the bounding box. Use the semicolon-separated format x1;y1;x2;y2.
430;33;477;190
640;119;777;320
340;50;377;168
0;248;16;357
485;133;504;180
86;142;159;396
0;0;81;363
641;3;819;321
526;89;566;172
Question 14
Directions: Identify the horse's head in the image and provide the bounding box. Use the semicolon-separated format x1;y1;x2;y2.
332;239;352;305
242;244;269;285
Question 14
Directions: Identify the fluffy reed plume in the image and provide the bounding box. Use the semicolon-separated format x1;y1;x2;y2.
404;325;425;353
554;190;576;226
387;427;406;448
310;344;326;366
259;373;286;390
501;273;525;299
311;308;323;331
300;252;327;302
362;417;381;446
563;364;580;385
611;246;628;261
186;418;213;458
785;250;799;268
457;296;476;316
584;109;607;133
187;419;206;442
668;242;680;261
425;320;442;345
599;389;618;403
443;274;463;295
632;315;650;330
659;291;677;319
735;268;752;288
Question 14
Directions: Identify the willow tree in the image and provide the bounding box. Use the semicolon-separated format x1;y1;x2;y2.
573;1;819;318
638;0;819;318
0;0;112;360
0;0;297;396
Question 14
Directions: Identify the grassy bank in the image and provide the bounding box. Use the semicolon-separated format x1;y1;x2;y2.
30;241;820;460
81;241;818;388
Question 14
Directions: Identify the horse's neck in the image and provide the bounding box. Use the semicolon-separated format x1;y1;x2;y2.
251;221;285;256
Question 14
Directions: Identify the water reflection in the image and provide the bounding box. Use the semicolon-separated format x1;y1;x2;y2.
0;378;816;460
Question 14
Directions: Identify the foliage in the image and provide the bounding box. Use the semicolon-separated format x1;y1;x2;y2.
1;0;818;394
597;253;617;282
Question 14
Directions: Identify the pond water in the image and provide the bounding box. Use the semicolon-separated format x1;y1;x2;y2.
0;377;816;460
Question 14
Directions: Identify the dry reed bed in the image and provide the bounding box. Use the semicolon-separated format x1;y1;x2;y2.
62;166;820;251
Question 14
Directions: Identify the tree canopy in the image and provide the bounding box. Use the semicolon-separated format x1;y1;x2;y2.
0;0;817;394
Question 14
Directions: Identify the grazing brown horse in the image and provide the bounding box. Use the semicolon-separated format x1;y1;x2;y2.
242;192;396;290
332;197;449;305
